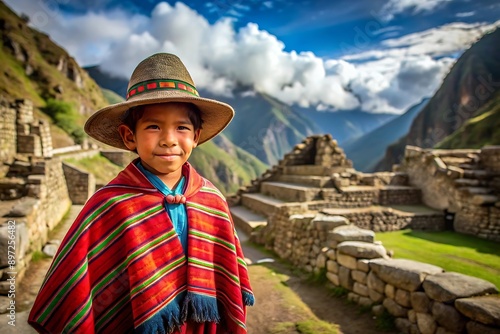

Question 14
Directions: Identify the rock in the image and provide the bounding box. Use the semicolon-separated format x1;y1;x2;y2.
337;241;387;259
369;289;384;303
394;317;413;334
417;312;437;334
411;291;431;313
7;197;38;217
43;244;59;257
339;265;354;290
316;253;327;269
326;272;339;286
395;289;412;308
370;258;443;291
455;295;500;327
432;302;467;333
367;272;385;294
326;260;339;274
353;282;369;297
372;304;385;316
466;321;500;334
423;272;498;303
329;224;375;243
383;298;409;317
337;253;357;270
312;214;349;230
0;296;11;314
351;270;367;284
357;259;370;272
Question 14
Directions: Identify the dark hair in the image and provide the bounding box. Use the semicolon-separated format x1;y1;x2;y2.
121;102;203;132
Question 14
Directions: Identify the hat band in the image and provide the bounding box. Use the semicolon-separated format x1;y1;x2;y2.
127;79;199;100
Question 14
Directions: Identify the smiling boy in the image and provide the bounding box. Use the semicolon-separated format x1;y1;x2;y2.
28;53;254;334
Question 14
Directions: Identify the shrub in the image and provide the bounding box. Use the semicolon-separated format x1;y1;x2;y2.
42;99;86;143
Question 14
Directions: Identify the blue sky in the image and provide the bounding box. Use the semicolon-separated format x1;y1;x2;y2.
4;0;500;114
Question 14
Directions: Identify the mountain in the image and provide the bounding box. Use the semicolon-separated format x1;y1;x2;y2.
203;90;320;165
343;98;429;172
297;108;396;144
377;28;500;170
435;90;500;149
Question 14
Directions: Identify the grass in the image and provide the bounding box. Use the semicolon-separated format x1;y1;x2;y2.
376;230;500;289
65;154;124;185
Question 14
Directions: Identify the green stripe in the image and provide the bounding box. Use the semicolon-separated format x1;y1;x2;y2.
189;258;240;285
93;229;176;294
186;202;229;220
47;193;136;278
237;258;247;267
190;230;235;251
95;294;129;330
63;297;92;333
88;205;163;259
201;186;223;198
130;257;185;295
37;261;88;323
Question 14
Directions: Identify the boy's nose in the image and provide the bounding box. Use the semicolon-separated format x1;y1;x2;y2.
160;131;177;147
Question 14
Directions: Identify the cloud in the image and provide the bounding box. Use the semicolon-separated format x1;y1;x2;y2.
456;11;475;18
4;0;499;115
380;0;452;21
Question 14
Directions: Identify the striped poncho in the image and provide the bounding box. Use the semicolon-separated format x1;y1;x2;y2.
28;162;254;333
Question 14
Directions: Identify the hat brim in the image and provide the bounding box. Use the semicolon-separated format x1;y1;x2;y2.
84;90;234;150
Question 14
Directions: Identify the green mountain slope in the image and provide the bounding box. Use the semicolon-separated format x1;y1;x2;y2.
189;134;267;194
343;98;429;172
436;90;500;149
377;28;500;170
0;1;108;146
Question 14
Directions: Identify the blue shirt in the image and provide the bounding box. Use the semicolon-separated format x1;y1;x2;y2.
136;162;188;254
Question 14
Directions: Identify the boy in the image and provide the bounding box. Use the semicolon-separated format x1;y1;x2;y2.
28;53;254;333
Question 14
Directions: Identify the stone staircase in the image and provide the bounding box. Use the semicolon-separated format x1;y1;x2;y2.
230;135;443;235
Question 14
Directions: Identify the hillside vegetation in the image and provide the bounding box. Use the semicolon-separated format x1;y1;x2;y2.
378;28;500;170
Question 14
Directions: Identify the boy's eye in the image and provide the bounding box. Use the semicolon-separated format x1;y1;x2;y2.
178;125;191;131
146;125;160;130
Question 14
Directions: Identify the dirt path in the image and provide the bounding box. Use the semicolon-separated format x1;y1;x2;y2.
1;206;396;334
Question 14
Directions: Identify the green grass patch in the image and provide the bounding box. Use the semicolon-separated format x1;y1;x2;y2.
376;230;500;289
31;250;50;262
375;310;396;332
65;154;123;185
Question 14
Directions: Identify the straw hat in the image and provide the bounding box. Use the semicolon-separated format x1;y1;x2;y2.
84;53;234;149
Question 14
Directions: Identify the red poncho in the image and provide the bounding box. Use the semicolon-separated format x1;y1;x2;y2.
28;162;254;333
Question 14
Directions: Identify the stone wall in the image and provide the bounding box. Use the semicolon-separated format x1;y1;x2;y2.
400;146;500;242
62;162;95;204
101;150;136;167
0;102;16;165
254;212;500;334
0;158;71;286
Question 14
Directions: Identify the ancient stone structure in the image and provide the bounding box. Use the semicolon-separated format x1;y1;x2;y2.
230;134;444;236
253;212;500;333
0;99;71;292
230;134;500;333
399;146;500;241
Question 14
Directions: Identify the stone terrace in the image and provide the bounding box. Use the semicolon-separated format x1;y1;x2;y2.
229;134;443;236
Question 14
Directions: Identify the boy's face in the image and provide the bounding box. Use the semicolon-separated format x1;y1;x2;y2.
119;103;201;186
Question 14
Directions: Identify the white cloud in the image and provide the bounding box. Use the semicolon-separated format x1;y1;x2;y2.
456;11;475;18
380;0;452;21
3;0;499;114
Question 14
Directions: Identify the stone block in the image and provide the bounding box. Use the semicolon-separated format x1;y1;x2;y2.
432;301;466;333
466;321;500;334
370;258;443;292
326;272;339;286
337;253;357;270
383;298;409;317
351;270;367;284
423;272;498;303
367;271;385;294
455;296;500;327
353;282;369;297
339;265;353;290
326;260;338;274
329;224;375;243
369;289;384;303
411;291;431;313
337;241;387;259
395;288;412;308
416;312;437;334
357;259;370;272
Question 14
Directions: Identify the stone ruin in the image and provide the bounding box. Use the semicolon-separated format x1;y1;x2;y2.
0;99;129;307
229;134;500;334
